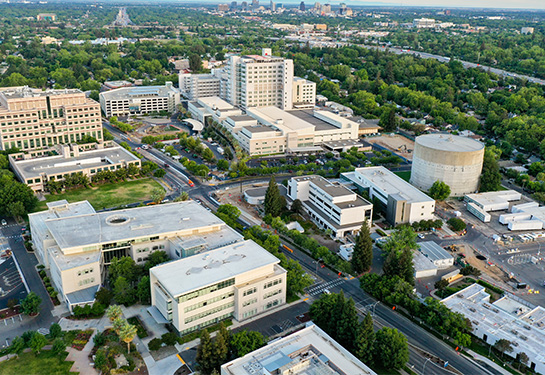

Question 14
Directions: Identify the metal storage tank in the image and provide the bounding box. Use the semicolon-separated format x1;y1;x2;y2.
410;134;485;197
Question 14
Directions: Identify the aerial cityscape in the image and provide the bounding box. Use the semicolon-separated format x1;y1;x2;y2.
0;1;545;374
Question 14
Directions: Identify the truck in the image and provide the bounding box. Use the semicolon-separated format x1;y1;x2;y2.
217;146;224;155
187;179;195;187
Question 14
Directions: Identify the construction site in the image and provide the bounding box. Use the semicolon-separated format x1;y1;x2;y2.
366;134;415;160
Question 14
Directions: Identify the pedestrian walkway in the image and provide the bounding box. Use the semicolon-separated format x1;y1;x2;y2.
466;349;513;375
305;278;345;296
65;328;99;375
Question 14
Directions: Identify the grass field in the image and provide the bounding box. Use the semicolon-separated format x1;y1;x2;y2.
36;178;163;211
0;351;76;375
394;170;411;182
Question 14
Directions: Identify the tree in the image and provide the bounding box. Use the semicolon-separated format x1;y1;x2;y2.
291;199;303;215
151;187;166;204
10;336;25;355
144;251;170;271
196;329;215;375
189;54;203;72
518;352;529;369
352;222;373;274
113;276;136;306
264;176;285;217
6;201;25;218
96;288;113;306
29;332;47;354
109;256;139;282
379;106;398;132
113;317;127;335
373;327;409;370
175;191;190;202
137;276;151;305
106;305;123;322
480;149;502;192
217;159;229;171
21;292;41;316
428;180;451;201
435;279;449;290
381;227;417;285
52;338;66;356
230;331;266;357
355;313;375;364
447;218;466;232
49;323;62;339
94;349;108;372
213;328;229;371
154;169;166;178
119;322;138;353
494;339;513;358
148;338;163;351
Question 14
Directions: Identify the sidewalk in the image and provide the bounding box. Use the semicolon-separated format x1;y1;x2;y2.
466;349;513;375
65;329;99;375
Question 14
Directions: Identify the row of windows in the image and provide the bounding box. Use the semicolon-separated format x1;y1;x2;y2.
242;308;257;319
78;277;95;287
243;287;256;297
264;278;282;289
77;268;94;276
264;289;282;299
178;278;235;303
185;291;234;313
266;299;280;310
179;313;232;335
242;298;257;307
184;301;234;324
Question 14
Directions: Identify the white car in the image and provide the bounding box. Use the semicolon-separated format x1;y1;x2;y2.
1;219;6;226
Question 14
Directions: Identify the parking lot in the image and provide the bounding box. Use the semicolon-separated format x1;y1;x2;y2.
0;255;28;310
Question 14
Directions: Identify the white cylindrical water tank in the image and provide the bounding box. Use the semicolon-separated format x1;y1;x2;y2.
410;134;485;197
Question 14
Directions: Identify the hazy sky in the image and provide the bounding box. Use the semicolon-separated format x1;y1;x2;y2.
320;0;545;9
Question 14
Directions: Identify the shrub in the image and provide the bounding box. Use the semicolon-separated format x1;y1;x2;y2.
447;218;466;232
148;338;162;351
161;332;178;346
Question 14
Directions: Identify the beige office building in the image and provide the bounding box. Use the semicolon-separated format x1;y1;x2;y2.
9;141;141;192
225;48;294;110
150;240;287;334
29;200;244;311
0;86;102;151
292;77;316;109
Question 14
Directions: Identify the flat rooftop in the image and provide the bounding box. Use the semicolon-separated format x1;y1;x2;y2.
222;323;376;375
100;85;176;100
197;96;236;110
443;284;545;365
0;86;83;99
413;251;438;273
150;240;280;298
246;107;315;134
345;166;435;204
242;125;278;134
288;109;338;131
11;146;140;179
40;201;238;250
418;241;453;262
416;134;484;153
227;115;256;122
465;190;521;209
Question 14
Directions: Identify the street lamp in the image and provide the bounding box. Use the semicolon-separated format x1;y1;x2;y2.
422;358;432;375
366;301;380;317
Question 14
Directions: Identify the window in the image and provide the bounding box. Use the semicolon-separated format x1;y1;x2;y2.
264;279;282;289
243;287;256;296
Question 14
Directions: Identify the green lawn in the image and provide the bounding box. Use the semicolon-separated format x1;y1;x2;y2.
0;351;77;375
394;171;411;182
36;178;163;211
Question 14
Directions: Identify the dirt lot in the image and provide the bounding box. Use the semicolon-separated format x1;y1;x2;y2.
456;244;511;284
366;134;415;160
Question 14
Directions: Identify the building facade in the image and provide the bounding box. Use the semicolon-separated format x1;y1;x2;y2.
179;73;221;100
150;240;286;335
29;200;244;311
99;82;180;117
0;87;102;151
9;141;141;192
287;175;372;238
342;166;436;225
292;77;316;109
224;48;294;110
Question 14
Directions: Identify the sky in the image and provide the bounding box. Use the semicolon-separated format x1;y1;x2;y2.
359;0;545;9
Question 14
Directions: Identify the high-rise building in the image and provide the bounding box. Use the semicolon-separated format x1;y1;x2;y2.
179;73;221;100
218;4;230;12
0;87;102;151
230;1;238;10
270;0;276;11
299;1;305;11
224;48;293;110
292;77;316;108
241;1;248;10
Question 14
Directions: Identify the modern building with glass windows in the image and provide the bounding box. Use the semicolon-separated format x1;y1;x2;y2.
150;240;286;334
0;86;102;151
29;200;244;311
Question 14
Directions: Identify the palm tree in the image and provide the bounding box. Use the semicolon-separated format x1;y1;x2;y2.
113;317;126;335
118;323;138;353
174;191;189;202
106;305;123;322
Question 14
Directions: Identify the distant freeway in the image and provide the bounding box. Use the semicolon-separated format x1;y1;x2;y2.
361;44;545;86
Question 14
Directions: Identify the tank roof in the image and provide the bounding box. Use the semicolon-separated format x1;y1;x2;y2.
416;134;484;152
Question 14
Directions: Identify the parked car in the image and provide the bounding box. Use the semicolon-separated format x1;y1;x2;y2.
1;219;6;226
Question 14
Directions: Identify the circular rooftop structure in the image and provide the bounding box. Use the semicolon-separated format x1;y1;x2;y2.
105;214;131;226
410;134;485;197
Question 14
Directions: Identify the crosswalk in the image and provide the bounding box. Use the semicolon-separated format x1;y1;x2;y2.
306;278;345;296
0;235;21;240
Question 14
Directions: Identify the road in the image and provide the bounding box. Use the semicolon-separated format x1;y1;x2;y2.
282;244;497;375
364;45;545;85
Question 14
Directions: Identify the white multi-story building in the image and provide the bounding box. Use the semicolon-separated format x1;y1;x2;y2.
29;200;243;311
0;86;102;151
292;77;316;109
150;240;286;335
413;18;436;28
443;284;545;375
179;73;221;100
287;175;372;238
9;141;141;192
221;323;377;375
342;166;436;225
224;48;294;110
99;82;180;117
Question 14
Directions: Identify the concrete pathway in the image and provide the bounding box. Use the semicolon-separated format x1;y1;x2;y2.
65;329;99;375
466;349;514;375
